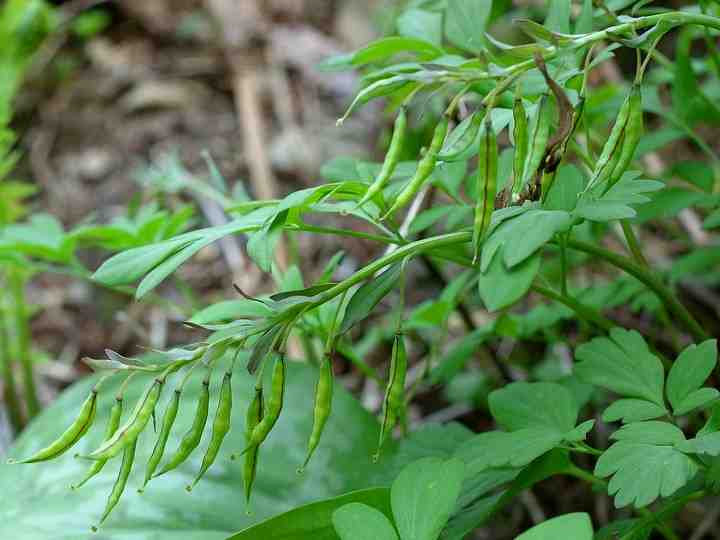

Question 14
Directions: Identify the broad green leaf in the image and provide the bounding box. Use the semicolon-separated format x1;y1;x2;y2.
677;432;720;457
575;172;663;222
544;0;571;34
666;339;717;414
444;0;492;54
231;490;392;540
542;164;584;212
673;388;720;416
340;264;402;334
333;503;398;540
595;442;697;508
574;328;665;406
610;421;685;446
635;187;706;224
455;429;563;475
477;251;541;311
480;209;571;271
516;512;593;540
564;420;596;442
391;457;464;540
602;399;667;424
489;382;578;433
396;8;442;47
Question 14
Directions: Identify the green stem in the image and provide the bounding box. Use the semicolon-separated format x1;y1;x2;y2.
559;233;569;296
531;284;614;331
0;288;23;432
564;238;708;342
9;270;39;418
620;220;649;267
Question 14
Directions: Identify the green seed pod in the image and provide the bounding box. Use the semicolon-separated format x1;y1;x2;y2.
97;439;137;527
154;376;211;477
438;109;483;162
608;85;643;188
375;333;407;460
356;107;408;210
300;356;334;471
243;385;264;504
72;397;123;489
242;355;286;453
521;94;551;192
382;116;449;220
511;95;529;199
84;379;162;461
10;389;97;464
141;388;181;490
189;371;233;490
473;117;498;263
587;88;633;190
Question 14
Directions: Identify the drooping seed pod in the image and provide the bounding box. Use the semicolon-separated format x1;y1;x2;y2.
96;439;137;528
374;333;407;460
72;396;123;489
10;389;98;464
83;379;162;461
472;117;498;263
140;388;181;490
511;92;529;200
188;370;233;490
243;385;264;505
382;116;449;220
356;107;408;210
154;375;211;477
300;355;334;471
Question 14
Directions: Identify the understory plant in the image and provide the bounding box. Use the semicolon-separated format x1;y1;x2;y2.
4;1;720;539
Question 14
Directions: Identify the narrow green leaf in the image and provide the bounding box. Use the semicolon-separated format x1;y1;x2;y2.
575;328;665;407
340;264;402;334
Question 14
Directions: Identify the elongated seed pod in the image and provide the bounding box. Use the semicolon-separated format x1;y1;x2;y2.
97;439;137;527
154;376;210;477
241;355;286;454
472;118;498;263
140;388;181;490
189;371;233;490
356;107;407;210
511;96;529;199
437;109;483;162
521;94;551;191
300;356;334;471
375;334;407;459
10;389;97;464
587;89;633;190
84;379;162;461
608;85;643;188
72;397;123;489
382;116;449;220
243;385;264;504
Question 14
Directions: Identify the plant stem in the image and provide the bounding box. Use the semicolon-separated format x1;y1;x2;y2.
9;270;40;418
531;284;614;331
0;287;23;432
620;220;649;267
564;238;708;342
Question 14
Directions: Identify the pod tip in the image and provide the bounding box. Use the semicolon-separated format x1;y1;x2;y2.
371;453;380;464
91;526;98;533
296;467;304;475
185;485;192;493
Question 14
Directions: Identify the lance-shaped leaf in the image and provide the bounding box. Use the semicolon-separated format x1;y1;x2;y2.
340;264;402;334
